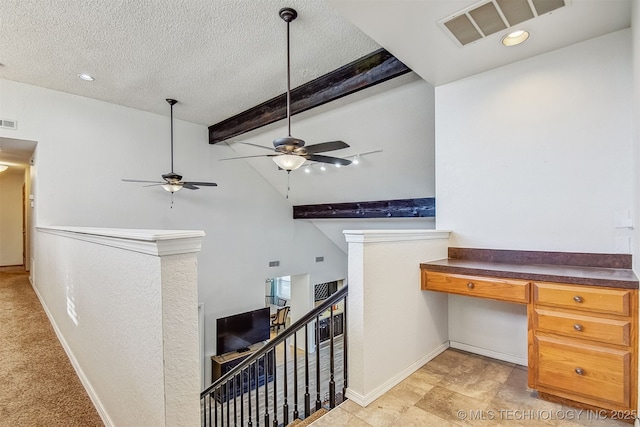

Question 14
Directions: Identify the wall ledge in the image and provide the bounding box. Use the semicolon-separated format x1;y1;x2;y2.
36;226;205;256
343;229;450;243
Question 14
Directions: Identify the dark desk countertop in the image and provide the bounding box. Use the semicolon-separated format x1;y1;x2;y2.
421;248;638;289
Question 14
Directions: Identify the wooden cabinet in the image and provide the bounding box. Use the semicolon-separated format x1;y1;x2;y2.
210;343;274;402
421;270;530;304
530;281;637;413
420;269;638;416
535;335;631;408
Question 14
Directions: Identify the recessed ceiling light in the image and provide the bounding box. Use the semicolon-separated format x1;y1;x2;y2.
78;73;95;81
501;30;530;47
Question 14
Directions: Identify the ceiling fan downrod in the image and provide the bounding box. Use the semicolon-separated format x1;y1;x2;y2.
280;7;297;139
166;98;177;173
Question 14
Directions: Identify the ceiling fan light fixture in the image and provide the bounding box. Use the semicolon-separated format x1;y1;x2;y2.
501;30;530;46
0;164;8;172
162;183;183;193
273;154;306;171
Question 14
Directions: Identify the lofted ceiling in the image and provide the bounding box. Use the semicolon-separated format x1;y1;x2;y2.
329;0;631;86
0;0;632;170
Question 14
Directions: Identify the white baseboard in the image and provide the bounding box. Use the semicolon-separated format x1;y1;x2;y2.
345;341;449;407
449;341;527;366
30;282;113;427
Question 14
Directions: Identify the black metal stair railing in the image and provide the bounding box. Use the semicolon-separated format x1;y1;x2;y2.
200;285;348;427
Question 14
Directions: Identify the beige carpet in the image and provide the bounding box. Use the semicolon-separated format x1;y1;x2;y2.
0;268;104;426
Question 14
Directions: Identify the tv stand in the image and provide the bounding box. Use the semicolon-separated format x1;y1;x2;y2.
210;342;274;402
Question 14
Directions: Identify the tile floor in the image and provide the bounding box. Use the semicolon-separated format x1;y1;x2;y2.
309;348;634;427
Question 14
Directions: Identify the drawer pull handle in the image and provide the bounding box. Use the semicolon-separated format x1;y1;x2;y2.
467;282;474;289
573;296;583;303
574;368;585;376
573;324;583;331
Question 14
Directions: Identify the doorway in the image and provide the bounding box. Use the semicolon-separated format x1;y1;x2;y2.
0;137;37;271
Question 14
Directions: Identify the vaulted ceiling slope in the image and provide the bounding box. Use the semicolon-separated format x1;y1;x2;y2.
328;0;631;86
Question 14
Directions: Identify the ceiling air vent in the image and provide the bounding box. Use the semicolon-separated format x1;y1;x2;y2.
439;0;566;47
0;119;17;130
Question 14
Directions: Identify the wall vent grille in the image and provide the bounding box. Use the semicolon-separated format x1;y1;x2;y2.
439;0;566;47
0;119;17;130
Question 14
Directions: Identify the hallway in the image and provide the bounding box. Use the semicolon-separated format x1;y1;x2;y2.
0;267;103;426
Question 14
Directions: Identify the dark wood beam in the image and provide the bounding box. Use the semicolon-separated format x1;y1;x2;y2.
293;198;435;219
209;48;411;144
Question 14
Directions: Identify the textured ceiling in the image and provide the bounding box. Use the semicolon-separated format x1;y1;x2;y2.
0;0;632;169
0;0;380;126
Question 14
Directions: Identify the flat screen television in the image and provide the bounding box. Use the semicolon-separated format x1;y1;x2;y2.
216;307;270;355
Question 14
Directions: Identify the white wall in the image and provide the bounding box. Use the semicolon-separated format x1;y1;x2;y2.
631;0;640;419
435;29;633;362
34;227;202;426
0;72;437;386
0;168;24;265
0;78;349;385
344;230;449;406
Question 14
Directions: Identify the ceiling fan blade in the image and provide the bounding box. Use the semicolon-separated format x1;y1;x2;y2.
183;181;218;187
303;141;349;154
236;142;275;151
307;154;352;166
357;149;383;156
182;184;200;190
122;179;163;184
219;154;277;161
142;183;166;187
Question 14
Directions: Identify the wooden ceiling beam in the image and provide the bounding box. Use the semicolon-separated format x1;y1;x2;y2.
208;48;411;144
293;198;435;219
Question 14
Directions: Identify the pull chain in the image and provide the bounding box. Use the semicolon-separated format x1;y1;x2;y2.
286;170;291;199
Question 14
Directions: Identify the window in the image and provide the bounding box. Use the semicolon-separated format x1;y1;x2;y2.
266;275;291;306
274;276;291;300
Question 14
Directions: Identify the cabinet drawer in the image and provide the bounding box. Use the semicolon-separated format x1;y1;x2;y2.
534;282;631;316
422;271;530;304
536;335;631;407
534;308;631;346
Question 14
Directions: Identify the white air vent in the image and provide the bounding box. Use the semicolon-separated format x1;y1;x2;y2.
439;0;566;47
0;119;17;130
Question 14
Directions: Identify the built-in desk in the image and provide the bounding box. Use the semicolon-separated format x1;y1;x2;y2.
421;247;639;422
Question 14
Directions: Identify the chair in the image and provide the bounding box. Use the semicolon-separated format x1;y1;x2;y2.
276;297;287;307
270;306;290;332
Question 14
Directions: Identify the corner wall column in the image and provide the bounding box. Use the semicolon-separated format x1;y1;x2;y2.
342;229;450;406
